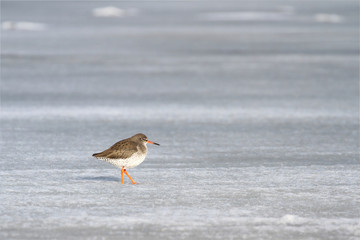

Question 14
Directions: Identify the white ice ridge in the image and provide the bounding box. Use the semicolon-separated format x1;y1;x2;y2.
92;6;139;18
1;105;356;121
1;21;47;31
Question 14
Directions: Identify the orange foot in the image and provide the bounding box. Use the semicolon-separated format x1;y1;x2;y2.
124;169;137;184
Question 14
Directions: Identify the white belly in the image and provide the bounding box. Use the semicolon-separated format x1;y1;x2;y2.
96;152;147;169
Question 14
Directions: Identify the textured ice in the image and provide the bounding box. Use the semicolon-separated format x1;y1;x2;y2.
1;167;359;239
1;1;359;239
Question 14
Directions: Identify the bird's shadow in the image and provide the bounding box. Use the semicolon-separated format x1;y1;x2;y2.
78;176;121;182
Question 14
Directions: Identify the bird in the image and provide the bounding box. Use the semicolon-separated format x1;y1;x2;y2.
92;133;160;184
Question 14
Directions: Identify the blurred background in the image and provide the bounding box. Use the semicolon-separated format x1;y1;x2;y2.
1;1;359;239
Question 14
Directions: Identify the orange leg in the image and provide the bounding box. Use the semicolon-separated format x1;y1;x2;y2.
121;167;124;184
124;169;137;184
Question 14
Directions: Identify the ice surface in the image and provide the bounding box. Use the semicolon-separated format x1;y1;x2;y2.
1;167;359;239
1;1;359;239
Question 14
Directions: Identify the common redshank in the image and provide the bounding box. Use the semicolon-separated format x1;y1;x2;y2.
92;133;160;184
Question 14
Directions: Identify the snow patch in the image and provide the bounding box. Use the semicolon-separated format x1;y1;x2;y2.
279;215;306;225
314;14;343;23
92;6;139;18
198;11;294;22
1;21;47;31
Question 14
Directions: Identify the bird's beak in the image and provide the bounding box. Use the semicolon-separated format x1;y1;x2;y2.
147;140;160;146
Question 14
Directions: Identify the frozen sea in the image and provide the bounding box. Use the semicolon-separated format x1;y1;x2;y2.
1;1;359;239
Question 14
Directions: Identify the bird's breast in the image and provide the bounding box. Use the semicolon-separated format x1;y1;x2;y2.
138;144;148;154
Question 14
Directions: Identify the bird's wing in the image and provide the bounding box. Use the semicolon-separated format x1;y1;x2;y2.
93;140;138;159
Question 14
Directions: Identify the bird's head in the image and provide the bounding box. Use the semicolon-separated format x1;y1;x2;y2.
132;133;160;146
